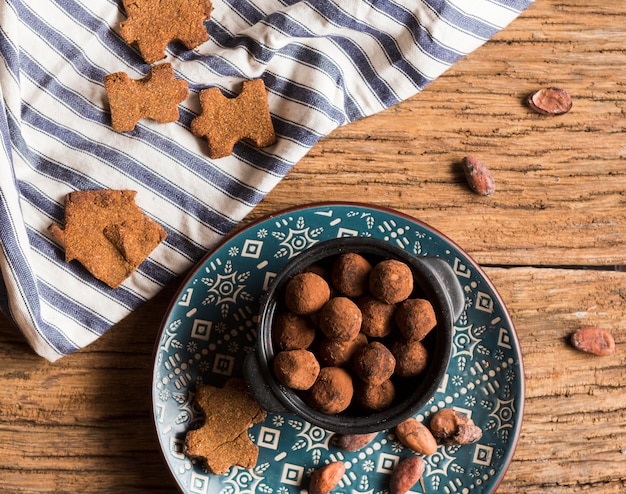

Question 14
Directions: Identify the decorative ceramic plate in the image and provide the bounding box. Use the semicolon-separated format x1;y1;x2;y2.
152;203;524;494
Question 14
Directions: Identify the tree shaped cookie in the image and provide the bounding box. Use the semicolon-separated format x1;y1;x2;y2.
191;79;277;159
104;63;188;132
184;379;267;475
119;0;214;64
48;190;167;289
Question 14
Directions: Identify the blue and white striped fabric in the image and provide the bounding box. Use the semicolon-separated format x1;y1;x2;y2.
0;0;532;361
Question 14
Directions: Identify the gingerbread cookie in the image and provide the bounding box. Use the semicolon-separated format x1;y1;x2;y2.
185;379;267;475
104;63;188;132
48;190;167;289
119;0;214;64
191;79;277;159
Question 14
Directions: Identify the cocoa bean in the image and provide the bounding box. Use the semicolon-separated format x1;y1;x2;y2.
389;456;425;494
570;326;615;356
395;417;437;455
527;87;572;115
309;462;345;494
429;408;482;445
461;156;495;196
331;432;378;452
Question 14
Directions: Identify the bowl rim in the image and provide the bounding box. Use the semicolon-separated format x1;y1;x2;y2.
249;236;456;434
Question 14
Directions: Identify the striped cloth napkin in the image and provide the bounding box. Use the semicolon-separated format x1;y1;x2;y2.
0;0;532;361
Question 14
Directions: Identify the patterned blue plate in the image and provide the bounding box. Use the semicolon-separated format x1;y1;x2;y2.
152;203;524;494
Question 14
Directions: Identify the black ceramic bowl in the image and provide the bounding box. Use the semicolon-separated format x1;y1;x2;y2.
244;237;464;434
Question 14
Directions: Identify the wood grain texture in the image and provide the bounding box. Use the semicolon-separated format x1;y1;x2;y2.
254;0;626;267
1;0;625;492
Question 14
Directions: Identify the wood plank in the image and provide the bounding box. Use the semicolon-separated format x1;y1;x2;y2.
1;0;625;492
487;267;626;493
1;266;624;493
253;0;626;267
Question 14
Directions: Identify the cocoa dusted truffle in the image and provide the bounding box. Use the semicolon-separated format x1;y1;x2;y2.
284;272;331;315
308;367;354;414
358;295;396;338
273;349;320;390
270;246;440;418
389;338;429;377
319;332;368;367
273;311;317;351
319;297;362;341
396;298;437;342
331;252;372;297
353;341;396;386
368;259;414;304
355;379;396;412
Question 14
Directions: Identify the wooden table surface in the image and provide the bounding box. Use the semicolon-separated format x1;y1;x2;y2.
1;0;625;492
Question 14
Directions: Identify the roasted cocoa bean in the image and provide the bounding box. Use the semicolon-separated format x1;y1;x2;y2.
570;326;615;356
527;87;572;115
309;461;346;494
462;156;495;196
429;408;482;445
395;417;437;455
331;432;378;452
389;456;425;494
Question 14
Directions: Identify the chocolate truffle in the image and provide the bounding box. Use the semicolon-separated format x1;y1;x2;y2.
358;295;396;338
319;297;362;342
319;332;368;367
284;272;331;315
396;298;437;342
331;252;372;297
389;337;429;377
368;259;414;304
273;311;317;351
355;379;396;412
308;367;354;414
353;341;396;386
273;349;320;390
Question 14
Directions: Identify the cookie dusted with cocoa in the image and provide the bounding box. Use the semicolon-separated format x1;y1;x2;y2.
308;367;354;414
119;0;214;64
355;379;395;412
353;341;396;386
358;295;396;338
272;311;317;351
319;332;368;367
273;349;320;390
389;337;429;377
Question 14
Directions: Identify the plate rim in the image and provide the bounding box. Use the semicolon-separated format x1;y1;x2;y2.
151;201;525;494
